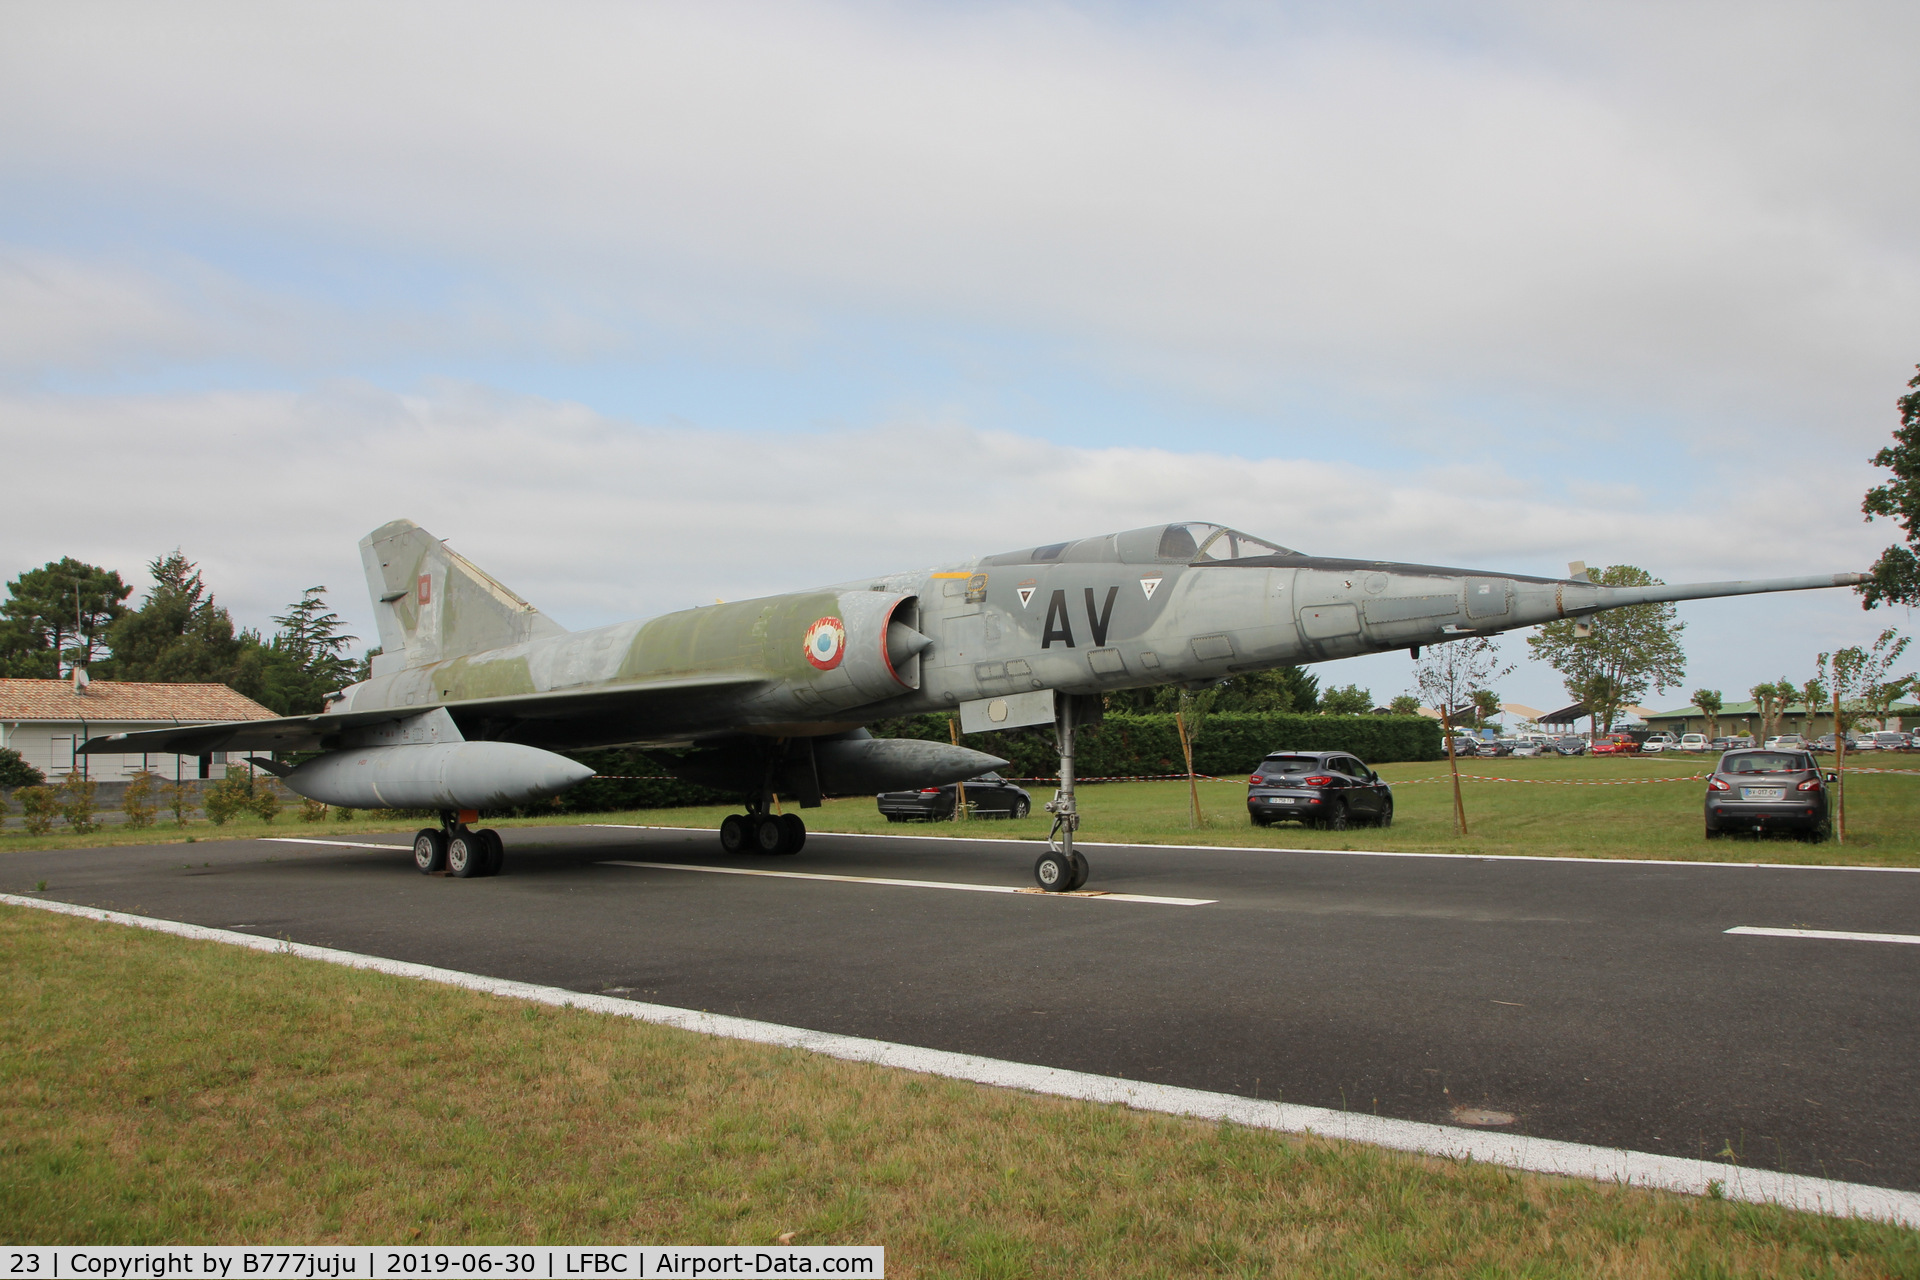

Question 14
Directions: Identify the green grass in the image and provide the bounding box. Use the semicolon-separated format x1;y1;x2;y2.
592;754;1920;868
6;905;1917;1273
7;754;1916;867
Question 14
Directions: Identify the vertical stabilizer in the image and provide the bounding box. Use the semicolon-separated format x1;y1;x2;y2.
359;520;567;668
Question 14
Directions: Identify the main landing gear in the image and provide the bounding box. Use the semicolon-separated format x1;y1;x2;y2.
1035;697;1091;892
414;809;505;878
718;810;806;856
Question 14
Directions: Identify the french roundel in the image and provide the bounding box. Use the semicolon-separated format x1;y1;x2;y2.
803;616;848;671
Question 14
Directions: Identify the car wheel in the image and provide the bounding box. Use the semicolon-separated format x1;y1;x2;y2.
1320;804;1349;832
1009;797;1030;819
1375;799;1394;829
1704;824;1722;840
1802;820;1831;844
1250;812;1270;827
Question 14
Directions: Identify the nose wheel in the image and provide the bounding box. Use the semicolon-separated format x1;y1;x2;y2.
1033;849;1089;892
1035;696;1092;891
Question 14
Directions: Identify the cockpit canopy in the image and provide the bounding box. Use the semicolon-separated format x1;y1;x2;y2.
984;522;1297;567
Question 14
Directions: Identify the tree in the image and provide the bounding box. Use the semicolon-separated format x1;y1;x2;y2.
1528;565;1686;732
252;586;360;715
1859;364;1920;608
1413;637;1514;835
1388;694;1422;716
1470;689;1502;729
108;552;251;685
1749;680;1794;743
1816;631;1911;843
1105;665;1318;714
1795;679;1825;738
1691;688;1723;740
1318;684;1373;716
0;558;132;678
1569;672;1625;739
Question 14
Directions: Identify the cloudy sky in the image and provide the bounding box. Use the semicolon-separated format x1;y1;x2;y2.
4;1;1916;714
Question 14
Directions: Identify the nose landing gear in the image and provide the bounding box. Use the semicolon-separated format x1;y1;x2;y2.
1037;696;1092;891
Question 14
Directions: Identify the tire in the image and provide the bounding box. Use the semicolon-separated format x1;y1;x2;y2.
478;828;504;876
885;814;905;823
413;828;447;874
778;813;806;854
1066;851;1090;891
1802;820;1831;844
1250;812;1270;827
1033;851;1072;891
448;830;486;878
753;814;788;854
719;813;749;853
1376;799;1394;829
1705;823;1724;840
1009;797;1030;820
1320;803;1349;832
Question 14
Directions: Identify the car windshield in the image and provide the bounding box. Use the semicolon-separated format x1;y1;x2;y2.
1258;756;1323;776
1722;753;1812;773
973;772;1002;782
1158;522;1293;562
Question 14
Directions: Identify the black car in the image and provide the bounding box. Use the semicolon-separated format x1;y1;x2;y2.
877;772;1032;822
1550;736;1588;756
1246;751;1393;830
1704;748;1832;841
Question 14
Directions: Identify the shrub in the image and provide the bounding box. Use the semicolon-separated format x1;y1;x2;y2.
16;786;57;835
200;773;256;826
252;781;281;823
333;804;355;822
56;773;98;833
122;772;159;829
0;747;45;788
300;796;328;822
160;779;195;826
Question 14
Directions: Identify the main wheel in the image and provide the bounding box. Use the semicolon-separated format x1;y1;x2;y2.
448;830;487;878
1009;797;1031;820
477;828;505;875
413;828;448;874
1376;799;1394;829
719;813;750;853
777;813;806;854
1320;803;1350;832
1034;850;1072;891
1066;851;1090;891
753;814;788;854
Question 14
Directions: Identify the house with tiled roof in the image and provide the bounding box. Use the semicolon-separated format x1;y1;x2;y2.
0;677;277;781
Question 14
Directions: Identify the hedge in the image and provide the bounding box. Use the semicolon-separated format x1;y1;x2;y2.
870;711;1443;779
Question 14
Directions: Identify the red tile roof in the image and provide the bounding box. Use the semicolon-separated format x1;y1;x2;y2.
0;679;277;723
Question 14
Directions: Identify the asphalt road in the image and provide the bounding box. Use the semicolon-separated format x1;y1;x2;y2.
9;823;1919;1190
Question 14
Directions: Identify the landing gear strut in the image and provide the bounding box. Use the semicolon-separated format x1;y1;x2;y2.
1036;698;1091;891
719;747;806;856
417;809;504;877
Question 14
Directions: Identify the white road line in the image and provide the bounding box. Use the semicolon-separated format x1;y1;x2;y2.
261;837;413;852
599;860;1214;906
590;824;1920;873
2;891;1914;1228
1727;926;1920;945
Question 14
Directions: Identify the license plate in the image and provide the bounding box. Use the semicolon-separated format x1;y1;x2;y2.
1268;797;1295;804
1741;787;1784;800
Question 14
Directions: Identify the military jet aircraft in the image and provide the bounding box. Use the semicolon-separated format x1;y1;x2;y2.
85;518;1864;890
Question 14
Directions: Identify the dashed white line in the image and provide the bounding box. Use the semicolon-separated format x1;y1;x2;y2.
1727;926;1920;945
599;860;1214;905
261;837;414;852
588;824;1920;872
2;891;1914;1228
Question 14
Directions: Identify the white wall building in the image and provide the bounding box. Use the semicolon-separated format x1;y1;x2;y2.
0;678;277;781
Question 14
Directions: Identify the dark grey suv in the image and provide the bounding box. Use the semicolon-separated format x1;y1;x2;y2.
1247;751;1393;830
1704;749;1832;841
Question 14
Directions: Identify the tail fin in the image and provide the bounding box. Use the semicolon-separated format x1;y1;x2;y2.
360;519;567;669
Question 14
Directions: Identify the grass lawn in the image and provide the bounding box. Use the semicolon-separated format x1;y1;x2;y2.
5;905;1917;1272
5;754;1918;867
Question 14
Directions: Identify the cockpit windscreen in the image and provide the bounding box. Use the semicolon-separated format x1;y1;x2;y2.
1158;523;1294;562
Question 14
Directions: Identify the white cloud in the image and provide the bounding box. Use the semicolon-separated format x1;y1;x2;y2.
3;383;1891;707
2;1;1914;439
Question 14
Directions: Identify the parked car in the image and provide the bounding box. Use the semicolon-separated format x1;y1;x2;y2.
1677;733;1710;753
1764;735;1809;752
1247;751;1394;830
1507;738;1550;758
1447;736;1481;757
1704;747;1832;841
1476;738;1514;757
1868;731;1912;751
1591;733;1639;755
1712;737;1754;751
1641;732;1679;754
877;772;1031;822
1550;736;1588;756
